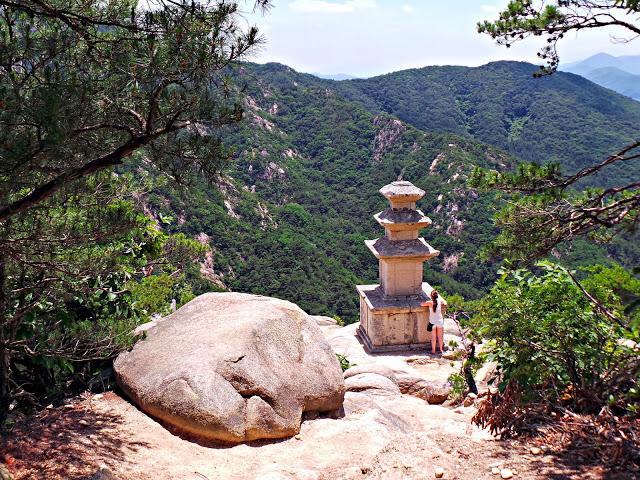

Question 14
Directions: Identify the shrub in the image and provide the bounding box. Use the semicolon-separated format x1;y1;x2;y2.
470;261;640;414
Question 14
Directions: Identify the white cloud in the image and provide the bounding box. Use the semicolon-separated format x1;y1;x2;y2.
289;0;377;14
401;4;414;14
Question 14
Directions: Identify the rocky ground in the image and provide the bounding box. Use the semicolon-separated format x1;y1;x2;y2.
3;319;636;480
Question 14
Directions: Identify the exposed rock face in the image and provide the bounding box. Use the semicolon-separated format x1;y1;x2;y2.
372;116;406;162
114;293;345;443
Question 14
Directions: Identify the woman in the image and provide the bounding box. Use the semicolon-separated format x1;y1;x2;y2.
423;289;445;355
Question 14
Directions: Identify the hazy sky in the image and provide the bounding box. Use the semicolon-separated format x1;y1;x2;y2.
242;0;640;77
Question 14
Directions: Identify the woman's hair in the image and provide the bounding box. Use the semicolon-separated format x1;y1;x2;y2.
431;290;439;312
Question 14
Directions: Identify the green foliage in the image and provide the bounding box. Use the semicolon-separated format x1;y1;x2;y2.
0;0;268;222
127;274;194;317
336;353;355;372
469;161;640;261
448;372;467;401
0;0;270;424
470;261;640;412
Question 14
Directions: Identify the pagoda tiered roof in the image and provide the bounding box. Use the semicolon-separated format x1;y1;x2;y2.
365;237;439;260
374;207;432;230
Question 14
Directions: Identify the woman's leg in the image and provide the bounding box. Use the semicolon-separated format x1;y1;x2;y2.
431;325;436;354
438;326;444;353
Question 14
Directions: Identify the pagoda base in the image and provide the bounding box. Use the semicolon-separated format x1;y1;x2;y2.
356;283;440;353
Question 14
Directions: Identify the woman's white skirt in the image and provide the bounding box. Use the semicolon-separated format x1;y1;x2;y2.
429;316;444;327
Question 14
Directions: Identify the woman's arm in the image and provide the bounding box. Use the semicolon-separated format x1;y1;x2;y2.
421;301;433;308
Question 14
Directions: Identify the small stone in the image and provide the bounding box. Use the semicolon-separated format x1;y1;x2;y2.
89;466;118;480
530;446;541;455
441;350;458;360
79;419;89;427
434;467;444;478
94;393;104;400
491;467;500;475
500;468;514;479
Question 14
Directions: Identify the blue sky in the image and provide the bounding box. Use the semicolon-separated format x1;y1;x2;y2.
242;0;640;77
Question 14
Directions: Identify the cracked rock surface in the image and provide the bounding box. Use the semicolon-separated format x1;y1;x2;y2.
114;292;345;443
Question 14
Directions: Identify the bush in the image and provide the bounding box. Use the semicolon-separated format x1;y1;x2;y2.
470;261;640;414
127;274;194;317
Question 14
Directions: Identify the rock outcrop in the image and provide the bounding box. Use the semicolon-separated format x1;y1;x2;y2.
344;373;401;395
114;293;345;443
396;375;452;405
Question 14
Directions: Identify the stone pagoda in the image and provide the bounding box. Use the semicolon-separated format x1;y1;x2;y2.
357;180;442;352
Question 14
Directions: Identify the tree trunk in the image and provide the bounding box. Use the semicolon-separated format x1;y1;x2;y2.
464;343;478;395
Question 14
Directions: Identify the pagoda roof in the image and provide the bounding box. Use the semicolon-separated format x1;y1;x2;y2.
374;208;432;228
365;237;440;260
379;181;425;201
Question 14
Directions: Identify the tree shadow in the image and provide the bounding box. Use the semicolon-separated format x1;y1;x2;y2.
529;435;640;480
137;400;346;451
1;393;152;480
485;417;639;479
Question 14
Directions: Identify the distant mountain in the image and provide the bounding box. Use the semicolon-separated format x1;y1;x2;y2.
561;53;640;100
583;67;640;101
310;72;359;81
563;52;640;75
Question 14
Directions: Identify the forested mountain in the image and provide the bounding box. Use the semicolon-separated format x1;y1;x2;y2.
137;61;640;322
336;61;640;185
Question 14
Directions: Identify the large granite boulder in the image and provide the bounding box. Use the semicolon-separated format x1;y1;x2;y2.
114;292;345;443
